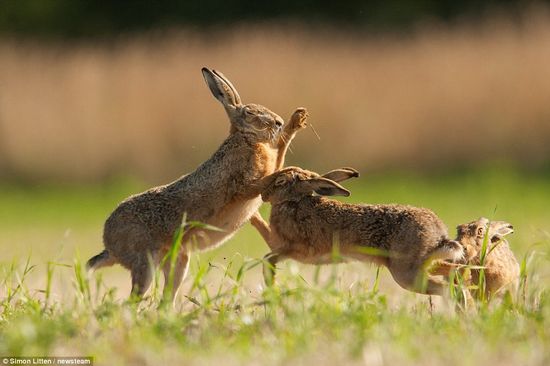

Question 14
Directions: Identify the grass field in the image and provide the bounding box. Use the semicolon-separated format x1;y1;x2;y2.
1;168;549;365
2;10;550;366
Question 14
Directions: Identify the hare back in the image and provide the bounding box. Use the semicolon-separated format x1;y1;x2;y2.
271;198;448;255
169;134;279;202
103;133;279;255
103;189;183;250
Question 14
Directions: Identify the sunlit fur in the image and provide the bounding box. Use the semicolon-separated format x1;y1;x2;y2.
455;217;519;298
253;166;464;296
87;68;308;301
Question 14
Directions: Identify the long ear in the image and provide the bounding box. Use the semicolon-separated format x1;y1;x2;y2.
201;67;242;108
489;221;514;242
322;167;359;182
256;172;281;201
257;172;278;190
305;177;350;197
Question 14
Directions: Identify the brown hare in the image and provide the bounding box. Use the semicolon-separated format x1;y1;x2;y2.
251;166;464;295
444;217;518;300
87;68;308;301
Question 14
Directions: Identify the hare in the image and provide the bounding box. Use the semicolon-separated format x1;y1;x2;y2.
250;166;464;295
437;217;518;300
87;67;308;301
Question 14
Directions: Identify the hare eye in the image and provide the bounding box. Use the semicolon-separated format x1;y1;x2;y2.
476;227;484;238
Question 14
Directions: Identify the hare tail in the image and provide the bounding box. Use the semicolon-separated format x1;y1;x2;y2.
86;250;115;272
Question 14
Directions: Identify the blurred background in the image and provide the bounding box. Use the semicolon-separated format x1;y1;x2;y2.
1;1;549;298
2;0;550;182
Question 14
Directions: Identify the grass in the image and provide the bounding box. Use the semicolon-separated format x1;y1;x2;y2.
1;168;550;365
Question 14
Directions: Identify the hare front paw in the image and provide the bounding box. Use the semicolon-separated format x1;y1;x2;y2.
288;107;308;132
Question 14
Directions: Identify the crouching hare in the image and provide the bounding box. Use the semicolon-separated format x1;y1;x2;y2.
87;68;308;301
251;166;464;295
434;217;519;300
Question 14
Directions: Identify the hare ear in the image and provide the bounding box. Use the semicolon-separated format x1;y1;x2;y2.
201;67;242;108
257;172;277;189
496;223;514;237
322;167;359;182
306;177;350;197
490;221;514;242
475;217;490;239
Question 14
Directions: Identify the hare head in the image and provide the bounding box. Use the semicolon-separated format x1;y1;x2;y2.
456;217;514;260
202;67;284;143
260;166;359;203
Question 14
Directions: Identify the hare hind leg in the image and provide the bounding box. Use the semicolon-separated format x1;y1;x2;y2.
408;271;449;296
422;275;450;296
390;265;449;296
162;252;190;302
263;252;286;287
130;262;153;299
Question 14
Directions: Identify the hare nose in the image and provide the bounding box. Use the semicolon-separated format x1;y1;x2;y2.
275;120;283;128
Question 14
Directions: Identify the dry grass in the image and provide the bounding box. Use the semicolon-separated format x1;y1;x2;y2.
1;12;550;182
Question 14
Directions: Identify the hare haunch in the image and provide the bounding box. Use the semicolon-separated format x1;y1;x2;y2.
251;166;464;295
87;68;308;300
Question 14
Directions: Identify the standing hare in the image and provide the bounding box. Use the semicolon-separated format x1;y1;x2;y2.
251;166;464;295
87;68;308;301
442;218;518;300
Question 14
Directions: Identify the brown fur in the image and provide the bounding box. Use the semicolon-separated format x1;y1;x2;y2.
251;166;464;295
87;68;308;301
452;217;518;299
